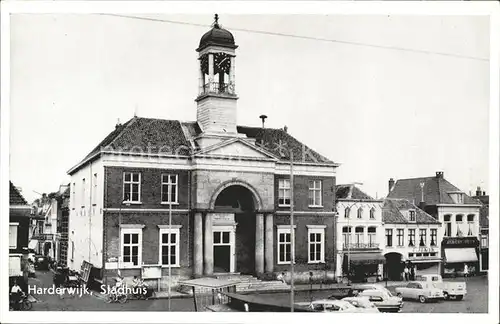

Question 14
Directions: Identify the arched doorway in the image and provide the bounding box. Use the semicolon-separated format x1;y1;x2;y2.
384;252;403;281
213;184;258;274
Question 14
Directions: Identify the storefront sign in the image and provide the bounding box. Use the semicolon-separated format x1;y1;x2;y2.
412;247;436;253
442;237;479;248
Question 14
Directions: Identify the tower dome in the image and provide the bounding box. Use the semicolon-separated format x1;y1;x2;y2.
197;14;238;52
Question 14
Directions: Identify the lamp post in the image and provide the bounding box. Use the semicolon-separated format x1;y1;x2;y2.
289;150;295;312
168;198;172;311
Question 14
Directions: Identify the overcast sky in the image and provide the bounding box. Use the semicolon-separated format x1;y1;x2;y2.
9;14;490;203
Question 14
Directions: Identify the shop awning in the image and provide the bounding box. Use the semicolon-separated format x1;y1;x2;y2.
444;248;478;263
347;253;385;265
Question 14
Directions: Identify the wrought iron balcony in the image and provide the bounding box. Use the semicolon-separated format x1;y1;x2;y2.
343;243;380;250
199;81;236;96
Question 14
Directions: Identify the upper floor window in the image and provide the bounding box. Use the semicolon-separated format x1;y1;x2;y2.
444;214;452;237
9;223;18;249
123;172;141;203
342;226;352;247
367;227;377;245
457;193;464;204
456;214;464;236
385;229;393;247
308;180;322;207
397;229;404;246
481;235;488;248
161;174;178;204
71;182;76;209
430;229;437;246
419;229;427;247
355;227;364;244
408;228;416;247
345;207;351;219
409;210;416;222
467;214;475;236
357;208;363;219
81;178;86;207
369;208;375;219
278;179;291;206
92;173;98;205
456;214;463;222
308;226;325;263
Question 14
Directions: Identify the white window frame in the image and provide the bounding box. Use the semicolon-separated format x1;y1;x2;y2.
419;229;427;247
385;228;393;247
161;174;179;205
307;225;325;264
277;226;295;265
430;228;437;246
81;178;86;207
367;227;377;246
354;227;364;245
397;228;404;247
408;228;416;247
120;226;144;268
278;179;291;207
9;223;19;249
481;235;488;248
357;208;363;219
308;180;323;207
369;208;375;219
409;210;416;222
158;225;182;267
123;172;141;203
71;182;76;209
342;226;352;248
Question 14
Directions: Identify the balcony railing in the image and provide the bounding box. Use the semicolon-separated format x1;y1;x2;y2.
199;81;236;96
343;243;380;250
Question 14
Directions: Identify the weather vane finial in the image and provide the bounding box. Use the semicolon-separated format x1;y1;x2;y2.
214;14;219;28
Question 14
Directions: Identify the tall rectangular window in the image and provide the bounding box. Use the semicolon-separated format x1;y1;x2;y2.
277;228;292;264
444;215;452;237
72;183;76;209
397;229;404;246
342;226;352;248
355;227;364;245
385;229;393;247
419;229;427;247
9;223;18;249
121;228;142;266
161;174;178;204
159;228;180;266
308;180;322;207
368;227;376;246
92;173;98;205
81;178;86;207
408;229;416;247
123;172;141;203
308;227;325;263
481;235;488;248
278;179;291;206
430;229;437;246
409;210;416;222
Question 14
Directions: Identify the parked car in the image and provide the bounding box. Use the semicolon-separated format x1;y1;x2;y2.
414;274;466;301
342;296;380;313
357;289;404;312
34;254;49;270
395;281;444;303
306;299;371;313
352;283;395;297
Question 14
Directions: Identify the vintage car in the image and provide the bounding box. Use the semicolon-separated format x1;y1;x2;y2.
352;283;395;296
414;274;466;300
395;281;444;303
305;299;373;313
357;289;404;312
341;296;380;313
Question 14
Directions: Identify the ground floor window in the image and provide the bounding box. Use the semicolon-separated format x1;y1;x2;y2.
277;228;292;264
307;226;325;263
9;223;18;249
121;227;143;267
159;227;180;266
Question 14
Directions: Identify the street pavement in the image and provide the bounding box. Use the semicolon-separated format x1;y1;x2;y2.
27;270;488;312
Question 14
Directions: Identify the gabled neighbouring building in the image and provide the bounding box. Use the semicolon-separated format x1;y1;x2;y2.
387;171;482;276
472;186;488;274
335;184;384;283
382;198;441;280
67;16;339;290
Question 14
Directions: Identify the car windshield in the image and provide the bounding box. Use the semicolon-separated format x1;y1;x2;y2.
346;298;375;308
383;288;394;297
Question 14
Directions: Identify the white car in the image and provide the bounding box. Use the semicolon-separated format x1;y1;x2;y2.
307;299;367;313
395;281;445;303
342;296;380;313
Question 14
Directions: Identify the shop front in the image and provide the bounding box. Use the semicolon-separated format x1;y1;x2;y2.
343;252;385;283
407;246;442;275
441;237;480;277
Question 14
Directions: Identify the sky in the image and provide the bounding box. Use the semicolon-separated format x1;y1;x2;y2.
9;13;490;204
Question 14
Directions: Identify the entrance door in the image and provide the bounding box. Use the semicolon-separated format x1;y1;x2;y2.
213;231;232;273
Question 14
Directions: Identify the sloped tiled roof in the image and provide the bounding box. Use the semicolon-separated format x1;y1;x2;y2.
10;181;28;205
382;198;440;224
336;184;375;200
70;117;337;174
387;175;480;205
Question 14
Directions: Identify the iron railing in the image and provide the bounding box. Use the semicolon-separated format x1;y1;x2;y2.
199;82;236;96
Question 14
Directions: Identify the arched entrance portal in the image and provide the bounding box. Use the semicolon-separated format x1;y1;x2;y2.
384;252;403;281
213;185;257;274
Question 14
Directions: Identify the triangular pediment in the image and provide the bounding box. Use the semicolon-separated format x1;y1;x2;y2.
195;138;278;160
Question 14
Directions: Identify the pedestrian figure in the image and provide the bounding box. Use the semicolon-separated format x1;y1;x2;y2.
403;266;409;281
10;280;23;310
463;264;469;278
277;272;286;284
410;266;415;281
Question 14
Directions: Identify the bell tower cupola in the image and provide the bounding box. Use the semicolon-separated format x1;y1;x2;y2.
196;14;239;135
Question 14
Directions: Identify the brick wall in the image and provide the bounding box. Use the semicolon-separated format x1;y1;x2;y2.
274;175;335;212
104;166;190;209
273;214;335;273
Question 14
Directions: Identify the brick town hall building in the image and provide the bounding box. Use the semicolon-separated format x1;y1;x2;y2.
67;17;339;289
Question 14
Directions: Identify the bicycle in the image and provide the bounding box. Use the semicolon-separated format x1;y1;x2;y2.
106;291;128;304
9;294;33;311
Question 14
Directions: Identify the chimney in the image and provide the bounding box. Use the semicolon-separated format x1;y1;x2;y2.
259;115;268;128
388;178;395;193
116;118;122;129
476;186;482;197
436;171;444;178
283;125;288;133
483;191;486;196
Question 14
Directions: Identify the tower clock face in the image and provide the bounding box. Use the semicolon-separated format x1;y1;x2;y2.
214;52;231;74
